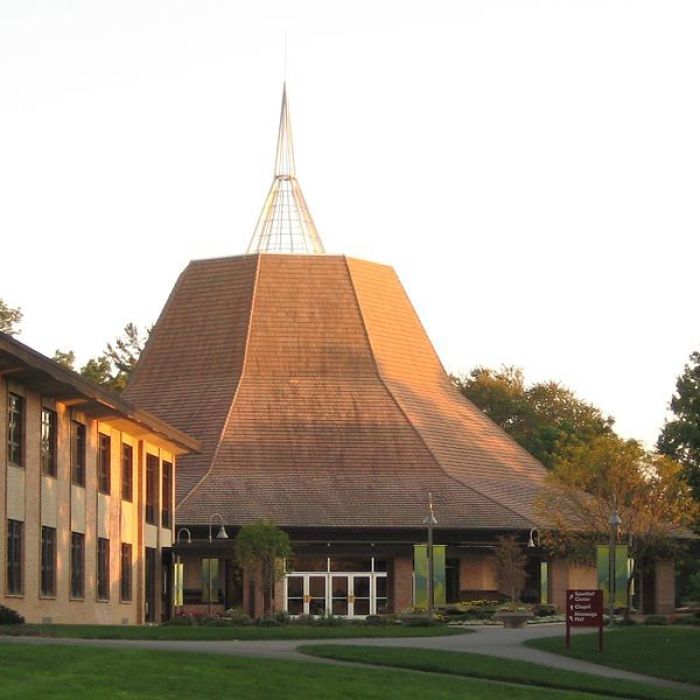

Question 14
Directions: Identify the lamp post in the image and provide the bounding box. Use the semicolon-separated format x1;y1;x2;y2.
422;492;438;617
174;528;192;617
207;513;228;616
608;510;622;627
527;528;538;548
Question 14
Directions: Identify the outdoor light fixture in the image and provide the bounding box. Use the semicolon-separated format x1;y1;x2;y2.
422;492;438;617
208;512;228;543
527;528;539;548
608;509;622;626
206;513;228;616
176;527;192;544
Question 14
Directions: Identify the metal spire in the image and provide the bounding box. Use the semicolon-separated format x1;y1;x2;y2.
246;84;325;255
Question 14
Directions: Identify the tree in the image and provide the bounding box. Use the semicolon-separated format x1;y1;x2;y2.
52;349;76;370
494;534;528;606
453;366;614;469
234;520;292;618
540;434;699;608
0;299;22;336
52;323;150;392
658;351;700;500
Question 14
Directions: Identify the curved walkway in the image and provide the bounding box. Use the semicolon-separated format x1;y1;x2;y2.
3;623;699;694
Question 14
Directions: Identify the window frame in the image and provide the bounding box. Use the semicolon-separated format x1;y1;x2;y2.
121;443;133;502
71;420;86;487
120;543;133;602
7;393;24;468
97;537;110;601
41;408;58;477
70;532;85;599
161;461;173;528
6;519;23;595
40;526;57;597
97;433;111;495
145;454;159;526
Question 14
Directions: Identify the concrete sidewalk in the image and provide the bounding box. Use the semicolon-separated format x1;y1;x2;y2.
2;623;698;695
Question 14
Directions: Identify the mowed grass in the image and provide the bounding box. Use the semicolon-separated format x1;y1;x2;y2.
0;622;467;641
526;626;700;685
0;644;591;700
299;645;697;700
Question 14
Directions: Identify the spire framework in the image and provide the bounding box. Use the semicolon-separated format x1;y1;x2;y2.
247;85;325;255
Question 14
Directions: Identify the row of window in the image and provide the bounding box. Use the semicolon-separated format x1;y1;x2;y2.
6;519;133;602
6;394;172;527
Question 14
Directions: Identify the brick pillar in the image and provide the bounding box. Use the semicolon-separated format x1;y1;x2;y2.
242;566;265;619
654;560;675;615
549;559;569;612
392;555;413;612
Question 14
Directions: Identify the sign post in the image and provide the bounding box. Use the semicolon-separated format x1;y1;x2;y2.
566;589;604;652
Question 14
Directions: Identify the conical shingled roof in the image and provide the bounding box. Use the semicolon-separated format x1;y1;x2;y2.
125;253;548;529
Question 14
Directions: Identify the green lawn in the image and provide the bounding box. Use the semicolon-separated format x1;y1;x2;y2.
0;644;592;700
0;622;467;641
299;645;697;700
526;626;700;685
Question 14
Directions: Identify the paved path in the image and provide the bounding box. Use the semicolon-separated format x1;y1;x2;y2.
3;624;699;695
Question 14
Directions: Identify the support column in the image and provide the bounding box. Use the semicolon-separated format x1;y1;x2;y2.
654;560;675;615
392;555;413;612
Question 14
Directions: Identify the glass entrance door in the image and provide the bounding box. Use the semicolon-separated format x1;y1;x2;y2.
350;575;370;616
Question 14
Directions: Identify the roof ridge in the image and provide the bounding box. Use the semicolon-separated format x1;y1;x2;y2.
177;253;263;509
344;258;535;527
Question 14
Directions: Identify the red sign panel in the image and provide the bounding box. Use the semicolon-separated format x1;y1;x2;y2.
566;589;603;627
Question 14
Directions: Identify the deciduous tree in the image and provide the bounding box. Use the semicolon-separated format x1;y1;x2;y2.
0;299;22;336
234;520;292;618
453;366;613;468
658;351;700;500
540;434;699;608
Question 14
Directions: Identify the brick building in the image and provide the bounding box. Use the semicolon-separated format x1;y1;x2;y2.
1;333;198;624
123;86;676;619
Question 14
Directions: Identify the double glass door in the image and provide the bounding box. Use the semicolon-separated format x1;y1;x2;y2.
286;572;386;617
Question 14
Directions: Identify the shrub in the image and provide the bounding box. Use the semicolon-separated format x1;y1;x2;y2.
643;615;668;625
166;614;195;626
364;614;387;626
0;605;24;625
532;604;557;618
274;611;290;625
224;608;254;626
316;612;346;627
256;616;281;627
673;610;700;626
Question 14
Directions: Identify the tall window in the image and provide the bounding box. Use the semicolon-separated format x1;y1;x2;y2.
121;443;133;502
145;454;158;525
41;526;57;596
70;532;85;598
6;519;23;594
98;434;111;495
7;394;23;467
41;408;58;477
71;421;86;487
161;461;172;528
97;538;110;600
120;543;132;602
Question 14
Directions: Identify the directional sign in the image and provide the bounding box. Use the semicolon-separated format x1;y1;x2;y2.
567;589;603;627
566;589;604;651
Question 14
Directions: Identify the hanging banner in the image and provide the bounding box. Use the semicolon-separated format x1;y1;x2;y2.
539;561;548;605
201;558;219;603
413;544;446;609
596;545;629;607
174;562;184;607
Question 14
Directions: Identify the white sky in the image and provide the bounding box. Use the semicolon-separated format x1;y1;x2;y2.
1;1;698;447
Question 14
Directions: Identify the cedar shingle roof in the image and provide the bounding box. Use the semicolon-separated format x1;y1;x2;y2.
125;254;549;529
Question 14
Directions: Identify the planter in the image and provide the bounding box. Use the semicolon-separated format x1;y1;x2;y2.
493;611;533;629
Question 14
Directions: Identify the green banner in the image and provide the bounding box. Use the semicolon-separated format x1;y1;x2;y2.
174;562;184;607
201;558;219;603
539;561;548;604
413;545;446;609
596;545;629;607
